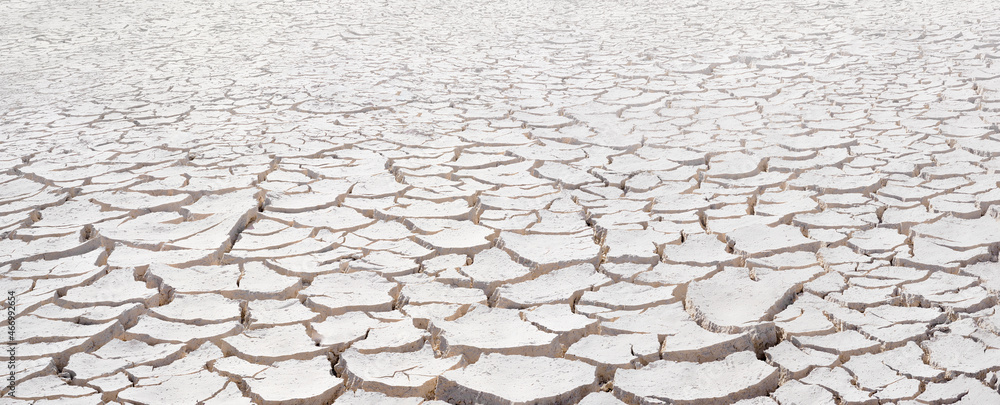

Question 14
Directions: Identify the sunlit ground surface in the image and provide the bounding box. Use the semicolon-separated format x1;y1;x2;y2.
3;0;1000;403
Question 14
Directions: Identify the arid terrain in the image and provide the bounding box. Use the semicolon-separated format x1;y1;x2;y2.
2;0;1000;403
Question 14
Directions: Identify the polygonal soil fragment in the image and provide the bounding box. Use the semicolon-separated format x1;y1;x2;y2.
300;271;399;315
579;391;629;405
332;390;423;404
498;231;601;271
603;229;678;264
118;370;230;405
410;218;496;254
246;299;322;327
614;351;779;405
725;224;821;258
633;262;716;286
772;380;836;405
351;320;429;354
146;263;242;295
213;355;344;404
660;321;755;362
791;330;881;360
799;367;878;404
124;315;242;344
565;333;659;379
220;324;328;363
150;293;242;325
437;353;599;405
764;340;840;380
578;282;678;310
64;338;184;381
338;343;463;397
660;233;740;267
11;375;99;401
686;267;821;333
58;268;161;309
914;375;1000;404
600;302;693;336
431;305;559;360
233;262;303;300
120;342;229;404
458;248;533;293
520;304;598;345
399;281;487;306
492;264;611;308
922;333;1000;378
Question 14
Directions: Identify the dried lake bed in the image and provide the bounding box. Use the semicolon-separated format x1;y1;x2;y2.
2;0;1000;403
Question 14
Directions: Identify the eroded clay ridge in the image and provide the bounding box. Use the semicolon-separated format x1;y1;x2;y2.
2;0;1000;403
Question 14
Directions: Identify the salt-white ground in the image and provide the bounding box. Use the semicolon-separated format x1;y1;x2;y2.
2;0;1000;403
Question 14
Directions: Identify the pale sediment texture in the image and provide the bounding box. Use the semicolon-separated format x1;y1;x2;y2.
2;0;1000;403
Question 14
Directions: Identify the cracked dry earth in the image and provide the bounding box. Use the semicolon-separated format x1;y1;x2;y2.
4;0;1000;404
